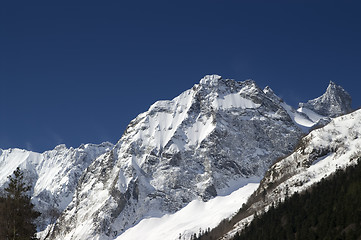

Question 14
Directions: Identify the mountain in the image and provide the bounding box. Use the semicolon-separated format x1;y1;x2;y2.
0;75;352;240
220;108;361;239
232;157;361;240
299;80;352;118
46;75;307;239
0;142;113;231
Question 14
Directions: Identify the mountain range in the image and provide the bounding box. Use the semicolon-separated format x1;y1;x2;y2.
0;75;354;240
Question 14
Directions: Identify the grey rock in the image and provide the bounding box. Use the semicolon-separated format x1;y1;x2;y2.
48;75;304;239
299;81;352;117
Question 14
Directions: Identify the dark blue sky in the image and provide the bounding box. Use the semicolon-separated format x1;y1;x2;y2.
1;1;360;152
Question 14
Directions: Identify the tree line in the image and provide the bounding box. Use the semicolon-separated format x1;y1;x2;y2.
233;158;361;240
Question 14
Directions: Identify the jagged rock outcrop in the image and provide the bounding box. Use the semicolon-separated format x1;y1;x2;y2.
0;142;114;231
0;76;353;240
299;81;352;118
222;109;361;239
48;75;307;239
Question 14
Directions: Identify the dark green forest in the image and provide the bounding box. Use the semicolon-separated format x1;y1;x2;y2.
2;161;361;240
0;167;40;240
233;159;361;240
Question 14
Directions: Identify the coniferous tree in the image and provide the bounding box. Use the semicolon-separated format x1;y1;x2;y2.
232;159;361;240
0;167;40;240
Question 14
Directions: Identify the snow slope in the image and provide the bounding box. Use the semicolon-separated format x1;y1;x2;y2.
48;75;305;240
117;181;260;240
0;76;352;240
263;85;333;131
223;108;361;239
0;142;113;230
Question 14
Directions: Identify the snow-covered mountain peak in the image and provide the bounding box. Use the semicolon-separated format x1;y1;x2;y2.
197;75;258;97
199;74;222;86
325;80;348;98
263;86;283;103
45;76;307;240
328;80;336;86
122;76;267;153
0;142;114;232
2;75;354;240
53;144;67;151
263;85;273;94
299;81;352;117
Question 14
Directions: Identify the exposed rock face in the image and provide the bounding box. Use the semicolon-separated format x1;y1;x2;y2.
49;75;305;239
299;81;352;118
0;76;354;240
0;142;114;230
222;109;361;239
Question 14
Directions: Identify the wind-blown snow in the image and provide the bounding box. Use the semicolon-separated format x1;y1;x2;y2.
297;107;325;123
116;182;259;240
280;103;315;130
263;87;320;131
133;88;194;152
213;93;261;110
185;116;214;147
0;148;42;187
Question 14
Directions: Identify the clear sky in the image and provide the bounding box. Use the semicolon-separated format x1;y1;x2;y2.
1;1;361;152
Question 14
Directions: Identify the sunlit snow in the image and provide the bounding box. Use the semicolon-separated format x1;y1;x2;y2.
213;93;261;110
116;182;259;240
297;107;325;123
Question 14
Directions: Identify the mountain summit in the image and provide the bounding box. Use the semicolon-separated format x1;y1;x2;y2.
0;75;354;240
47;75;306;239
299;81;352;117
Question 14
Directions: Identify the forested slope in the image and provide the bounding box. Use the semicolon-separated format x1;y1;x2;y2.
233;158;361;240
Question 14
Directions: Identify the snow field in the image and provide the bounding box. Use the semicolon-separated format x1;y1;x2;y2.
116;182;259;240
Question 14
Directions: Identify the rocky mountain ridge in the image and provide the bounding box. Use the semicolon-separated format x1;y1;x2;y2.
299;80;352;118
0;142;114;231
222;107;360;239
0;75;352;240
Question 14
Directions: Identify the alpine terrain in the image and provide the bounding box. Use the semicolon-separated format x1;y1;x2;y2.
0;75;353;240
219;106;360;239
